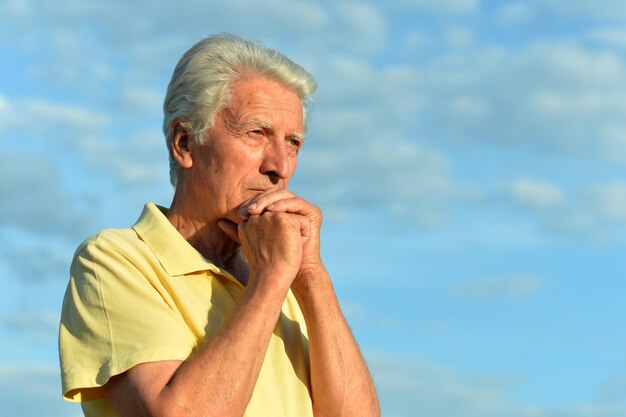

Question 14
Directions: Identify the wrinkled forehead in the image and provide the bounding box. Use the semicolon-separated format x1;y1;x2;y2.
222;77;305;133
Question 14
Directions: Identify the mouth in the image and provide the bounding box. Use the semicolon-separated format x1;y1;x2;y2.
247;186;281;196
236;187;274;217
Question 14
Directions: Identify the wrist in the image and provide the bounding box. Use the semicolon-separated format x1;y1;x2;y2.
298;259;326;279
291;264;332;299
247;266;296;293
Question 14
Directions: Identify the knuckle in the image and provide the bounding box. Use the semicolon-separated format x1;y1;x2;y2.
246;214;260;225
274;211;288;220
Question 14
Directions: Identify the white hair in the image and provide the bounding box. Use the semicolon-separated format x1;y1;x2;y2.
162;34;317;186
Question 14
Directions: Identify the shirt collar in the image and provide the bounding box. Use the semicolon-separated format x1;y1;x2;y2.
132;202;231;277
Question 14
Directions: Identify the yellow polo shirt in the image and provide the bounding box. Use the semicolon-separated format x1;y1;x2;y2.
59;203;313;417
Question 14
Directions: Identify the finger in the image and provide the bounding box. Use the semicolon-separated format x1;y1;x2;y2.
242;188;295;215
236;194;261;217
217;219;241;245
264;197;312;215
251;192;319;220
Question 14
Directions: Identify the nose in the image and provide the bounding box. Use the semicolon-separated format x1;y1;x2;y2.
260;141;291;184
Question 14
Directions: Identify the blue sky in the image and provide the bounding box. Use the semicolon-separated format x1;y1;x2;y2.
1;1;626;416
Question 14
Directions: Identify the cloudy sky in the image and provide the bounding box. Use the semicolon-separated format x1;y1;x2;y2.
2;0;626;416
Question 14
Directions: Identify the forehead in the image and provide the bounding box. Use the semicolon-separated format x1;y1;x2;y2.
225;77;304;130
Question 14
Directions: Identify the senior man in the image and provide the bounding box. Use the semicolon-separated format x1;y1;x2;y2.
59;34;380;417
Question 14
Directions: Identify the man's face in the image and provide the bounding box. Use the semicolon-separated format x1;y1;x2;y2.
186;77;305;224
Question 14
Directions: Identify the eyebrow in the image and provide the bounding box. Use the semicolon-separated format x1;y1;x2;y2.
246;117;305;142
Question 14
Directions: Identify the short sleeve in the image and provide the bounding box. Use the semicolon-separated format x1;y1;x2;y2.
59;236;195;402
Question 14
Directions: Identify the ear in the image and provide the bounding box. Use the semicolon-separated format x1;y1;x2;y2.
171;120;193;169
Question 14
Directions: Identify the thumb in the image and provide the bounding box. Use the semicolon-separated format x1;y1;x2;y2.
217;219;241;245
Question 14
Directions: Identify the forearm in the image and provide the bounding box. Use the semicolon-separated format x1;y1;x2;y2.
166;278;288;416
292;267;380;417
106;273;291;417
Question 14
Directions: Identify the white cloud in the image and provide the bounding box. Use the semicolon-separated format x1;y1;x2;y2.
557;181;626;238
3;0;624;172
544;0;626;20
3;311;60;340
0;0;385;78
319;55;423;116
510;42;623;87
370;353;530;417
420;41;626;163
599;125;626;164
207;0;331;37
77;130;170;184
0;151;94;237
370;353;626;417
289;52;474;228
588;28;626;48
503;178;626;241
120;88;163;113
295;140;466;228
0;93;168;186
393;0;478;14
444;27;475;49
4;0;32;15
3;1;625;238
29;60;113;85
1;243;70;283
449;94;489;118
496;2;534;23
450;275;542;301
26;100;109;128
402;30;433;51
335;1;387;52
0;98;109;133
510;178;565;210
583;182;626;225
0;93;8;113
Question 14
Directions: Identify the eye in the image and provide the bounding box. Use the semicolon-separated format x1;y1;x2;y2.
287;138;302;148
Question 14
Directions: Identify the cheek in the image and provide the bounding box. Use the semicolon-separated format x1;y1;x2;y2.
282;158;298;188
290;155;298;174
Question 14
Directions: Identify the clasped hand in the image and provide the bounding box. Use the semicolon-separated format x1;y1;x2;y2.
218;189;323;287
